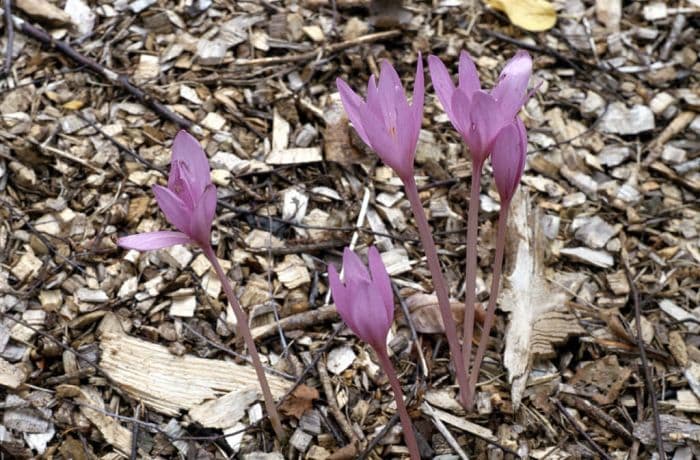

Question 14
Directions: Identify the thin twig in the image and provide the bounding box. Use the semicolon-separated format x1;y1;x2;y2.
624;263;665;459
8;13;195;131
233;30;400;67
553;399;612;460
2;0;14;76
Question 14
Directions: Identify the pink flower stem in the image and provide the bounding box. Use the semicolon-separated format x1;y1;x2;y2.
403;175;470;408
376;349;420;460
461;160;483;403
202;245;285;440
465;204;509;409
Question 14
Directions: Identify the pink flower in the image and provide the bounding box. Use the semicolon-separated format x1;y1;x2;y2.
491;118;527;203
336;57;424;180
428;50;532;164
328;247;394;351
118;130;216;250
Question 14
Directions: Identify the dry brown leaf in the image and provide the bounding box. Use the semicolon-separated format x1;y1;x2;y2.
485;0;557;32
569;355;631;405
280;384;319;419
404;293;486;334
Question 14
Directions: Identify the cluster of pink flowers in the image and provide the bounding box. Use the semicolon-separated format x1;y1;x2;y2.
116;50;534;456
331;50;534;458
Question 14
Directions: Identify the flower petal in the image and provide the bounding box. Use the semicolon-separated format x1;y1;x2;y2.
457;50;481;95
342;247;370;282
190;184;217;246
167;161;196;210
336;77;371;146
468;91;504;163
491;50;532;119
491;119;527;202
358;104;401;173
376;60;404;133
367;246;394;323
328;264;355;331
411;55;425;143
350;286;391;350
172;130;211;199
117;231;193;251
449;89;472;137
152;184;191;235
428;54;456;120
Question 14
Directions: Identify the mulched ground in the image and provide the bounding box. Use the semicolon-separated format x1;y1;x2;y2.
0;0;699;458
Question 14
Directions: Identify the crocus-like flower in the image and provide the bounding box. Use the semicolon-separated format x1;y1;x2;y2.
336;57;424;180
428;50;532;164
328;247;420;459
118;130;216;250
328;246;394;351
491;118;527;203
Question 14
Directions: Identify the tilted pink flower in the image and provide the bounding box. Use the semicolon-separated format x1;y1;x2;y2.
336;56;424;180
428;50;532;164
328;247;394;351
118;130;217;250
491;118;527;203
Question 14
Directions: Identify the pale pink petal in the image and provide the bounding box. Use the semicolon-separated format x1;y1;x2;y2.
342;247;370;282
336;78;371;146
467;91;504;163
491;121;526;202
152;184;191;235
117;231;192;251
190;184;217;246
367;246;394;323
457;50;481;96
491;50;532;119
449;89;472;137
358;104;402;172
167;161;196;210
428;55;456;120
411;55;425;140
351;286;391;350
376;60;403;133
328;264;356;331
172;130;211;198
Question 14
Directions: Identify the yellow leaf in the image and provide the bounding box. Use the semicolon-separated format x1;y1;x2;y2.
63;100;85;110
486;0;557;32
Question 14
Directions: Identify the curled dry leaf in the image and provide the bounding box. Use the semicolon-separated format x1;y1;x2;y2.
280;384;319;419
485;0;557;32
404;293;485;334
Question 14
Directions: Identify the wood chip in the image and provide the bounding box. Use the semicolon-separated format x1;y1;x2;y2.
98;331;291;415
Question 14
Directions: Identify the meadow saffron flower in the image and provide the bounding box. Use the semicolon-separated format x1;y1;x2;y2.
429;50;533;407
118;131;216;250
491;118;527;204
117;130;285;438
328;247;393;351
428;50;532;164
336;57;424;180
337;57;470;407
328;246;420;459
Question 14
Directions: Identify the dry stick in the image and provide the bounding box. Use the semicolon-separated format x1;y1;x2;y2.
375;349;420;460
403;175;469;407
317;358;358;444
624;264;665;459
462;159;484;403
201;245;285;440
466;205;508;408
2;0;13;75
9;13;194;131
232;30;400;67
553;399;612;460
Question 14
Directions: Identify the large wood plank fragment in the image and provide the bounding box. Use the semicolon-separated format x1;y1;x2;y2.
99;332;291;416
